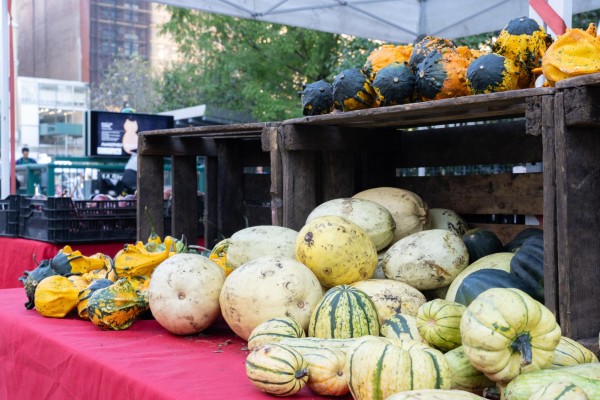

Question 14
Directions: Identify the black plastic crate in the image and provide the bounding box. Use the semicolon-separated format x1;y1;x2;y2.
19;197;137;244
0;195;21;237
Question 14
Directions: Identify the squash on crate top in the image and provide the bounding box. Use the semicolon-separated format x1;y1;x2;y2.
415;47;472;101
408;35;456;72
460;288;562;383
371;62;416;106
332;68;377;111
363;44;414;81
466;53;520;94
298;80;334;116
417;299;466;352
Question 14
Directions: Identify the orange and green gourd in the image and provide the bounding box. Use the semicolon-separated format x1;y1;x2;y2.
415;47;472;100
371;62;416;106
332;68;377;111
363;44;414;81
466;53;520;94
409;35;456;72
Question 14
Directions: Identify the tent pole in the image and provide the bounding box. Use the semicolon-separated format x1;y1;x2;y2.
529;0;572;38
1;0;10;198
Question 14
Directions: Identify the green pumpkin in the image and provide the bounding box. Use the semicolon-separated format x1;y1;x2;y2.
371;62;415;106
416;299;466;352
299;80;334;116
454;269;535;306
504;227;543;253
466;53;520;94
509;235;544;302
462;228;504;263
415;48;472;101
409;35;456;72
332;68;377;111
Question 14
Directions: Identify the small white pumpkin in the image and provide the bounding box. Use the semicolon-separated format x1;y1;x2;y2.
226;225;298;269
148;253;225;335
428;208;468;236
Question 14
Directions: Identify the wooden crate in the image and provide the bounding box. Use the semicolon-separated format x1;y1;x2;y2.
137;123;275;248
265;76;600;350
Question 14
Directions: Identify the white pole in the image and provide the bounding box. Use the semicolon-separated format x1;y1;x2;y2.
529;0;573;38
1;0;10;198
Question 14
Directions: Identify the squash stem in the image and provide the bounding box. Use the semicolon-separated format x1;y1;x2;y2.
295;368;309;379
511;333;533;367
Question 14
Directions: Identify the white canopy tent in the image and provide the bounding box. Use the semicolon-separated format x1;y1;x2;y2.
153;0;600;43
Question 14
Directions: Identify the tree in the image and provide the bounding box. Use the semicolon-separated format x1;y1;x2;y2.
91;56;162;113
159;9;380;121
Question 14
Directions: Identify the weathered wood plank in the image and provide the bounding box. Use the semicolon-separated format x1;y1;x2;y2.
243;173;271;203
396;173;543;215
217;141;246;238
526;96;543;137
137;155;164;241
171;156;198;244
554;72;600;89
240;140;271;166
244;205;272;227
554;90;600;340
578;337;600;358
141;122;270;137
138;135;218;156
563;86;600;128
322;151;356;201
203;156;219;248
268;126;283;226
283;125;402;151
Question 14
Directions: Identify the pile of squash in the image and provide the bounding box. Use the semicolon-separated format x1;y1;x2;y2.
300;17;600;116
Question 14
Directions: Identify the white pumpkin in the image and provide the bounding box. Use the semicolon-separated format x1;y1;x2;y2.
352;187;430;245
226;225;298;269
219;255;324;340
306;198;396;251
382;229;469;290
148;253;225;335
428;208;468;236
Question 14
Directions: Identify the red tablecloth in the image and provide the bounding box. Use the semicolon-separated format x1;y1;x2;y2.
0;237;126;289
0;288;338;400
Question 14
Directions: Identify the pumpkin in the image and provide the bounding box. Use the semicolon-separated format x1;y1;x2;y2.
299;80;334;116
542;24;600;86
76;278;113;319
462;228;504;263
226;225;298;270
371;62;415;106
351;279;427;322
34;275;79;318
551;336;599;369
347;337;452;400
429;208;468;236
466;53;520;94
504;364;600;400
309;285;380;339
443;346;495;393
386;389;487;399
509;235;544;302
87;276;150;330
460;288;562;383
415;48;472;101
295;215;378;288
445;252;514;302
219;255;323;341
380;313;425;343
364;44;414;81
303;347;349;396
332;68;377;111
245;343;309;396
306;197;396;251
417;299;466;352
454;269;534;307
382;229;469;291
409;35;456;72
504;227;543;253
247;317;306;351
352;187;430;245
528;381;590;400
493;16;551;89
19;259;58;310
148;253;225;335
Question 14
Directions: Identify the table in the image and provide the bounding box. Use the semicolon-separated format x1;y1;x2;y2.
0;288;338;400
0;237;126;289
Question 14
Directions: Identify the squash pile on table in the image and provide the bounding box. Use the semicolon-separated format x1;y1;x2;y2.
300;17;600;116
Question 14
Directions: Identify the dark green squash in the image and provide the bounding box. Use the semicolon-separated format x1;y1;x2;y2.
462;228;504;263
299;80;334;116
454;269;534;306
493;16;552;89
371;62;415;106
409;35;455;72
504;227;544;253
415;48;471;101
332;68;377;112
509;235;544;302
466;53;520;94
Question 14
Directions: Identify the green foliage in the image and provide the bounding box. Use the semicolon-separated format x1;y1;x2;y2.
572;9;600;29
91;56;162;113
159;8;379;121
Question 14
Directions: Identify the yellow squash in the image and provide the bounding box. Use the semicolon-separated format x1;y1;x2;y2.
34;275;79;318
114;236;174;277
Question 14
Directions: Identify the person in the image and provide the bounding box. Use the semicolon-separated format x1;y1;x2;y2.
16;147;37;165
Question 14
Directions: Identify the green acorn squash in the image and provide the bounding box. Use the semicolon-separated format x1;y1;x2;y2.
504;227;543;253
454;269;535;306
332;68;377;111
371;62;415;106
415;48;472;101
466;53;520;94
299;80;334;116
462;228;504;263
509;235;544;302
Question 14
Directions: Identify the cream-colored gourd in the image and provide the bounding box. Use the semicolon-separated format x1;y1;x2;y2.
306;198;396;251
352;187;430;245
351;279;427;322
226;225;298;269
219;255;324;340
429;208;469;236
382;229;469;290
